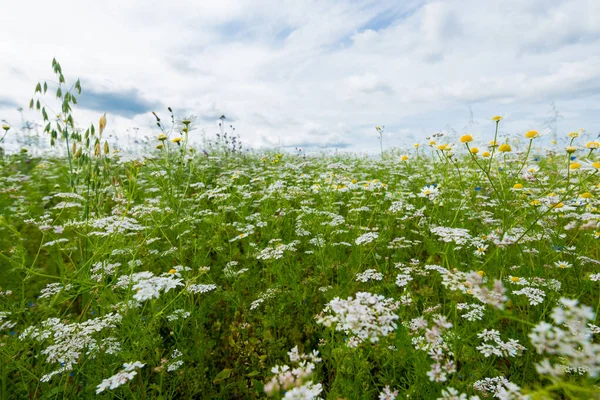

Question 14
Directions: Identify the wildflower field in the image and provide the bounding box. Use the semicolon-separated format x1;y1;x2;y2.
1;63;600;399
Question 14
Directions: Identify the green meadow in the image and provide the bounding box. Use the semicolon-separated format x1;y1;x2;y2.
1;60;600;399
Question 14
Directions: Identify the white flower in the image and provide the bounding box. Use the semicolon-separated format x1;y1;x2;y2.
355;232;379;245
96;362;145;393
419;185;440;199
316;292;399;343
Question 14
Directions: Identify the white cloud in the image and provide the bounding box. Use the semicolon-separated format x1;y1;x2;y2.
1;0;599;153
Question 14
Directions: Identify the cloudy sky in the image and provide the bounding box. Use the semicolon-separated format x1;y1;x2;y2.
1;0;599;152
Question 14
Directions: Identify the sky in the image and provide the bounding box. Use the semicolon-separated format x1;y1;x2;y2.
1;0;600;153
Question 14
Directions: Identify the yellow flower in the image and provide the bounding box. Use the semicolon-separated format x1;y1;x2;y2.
498;143;512;152
553;202;564;209
593;161;600;169
172;137;183;143
158;134;167;141
580;192;592;198
492;115;503;121
586;141;599;149
437;144;449;151
510;276;520;282
569;163;581;170
568;131;579;138
513;183;524;190
566;146;577;154
429;140;436;146
482;151;491;157
525;130;539;139
470;147;479;154
156;144;164;150
460;134;473;143
414;143;421;148
489;140;498;147
1;124;9;131
401;155;409;161
530;199;541;206
168;269;176;274
477;270;485;277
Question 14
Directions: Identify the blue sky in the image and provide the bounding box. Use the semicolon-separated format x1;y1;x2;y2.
1;0;599;152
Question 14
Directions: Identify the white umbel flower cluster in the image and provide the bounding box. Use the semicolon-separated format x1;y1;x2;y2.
316;292;399;343
264;347;322;399
19;313;122;382
115;271;184;302
96;361;145;393
529;297;600;377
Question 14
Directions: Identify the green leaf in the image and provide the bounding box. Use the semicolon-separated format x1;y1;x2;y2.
71;95;78;105
213;368;232;383
246;370;260;377
44;123;51;133
252;379;264;395
75;79;81;94
59;73;65;84
41;107;48;121
36;99;41;110
56;87;62;98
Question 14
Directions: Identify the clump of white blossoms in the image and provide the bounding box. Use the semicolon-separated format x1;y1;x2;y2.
96;361;145;394
456;303;485;322
19;313;122;382
355;269;384;282
0;311;16;332
355;231;378;245
379;386;399;400
409;314;456;383
529;297;600;377
472;376;529;400
476;329;526;358
264;346;322;399
256;240;300;260
316;292;399;344
426;266;507;309
114;271;184;302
